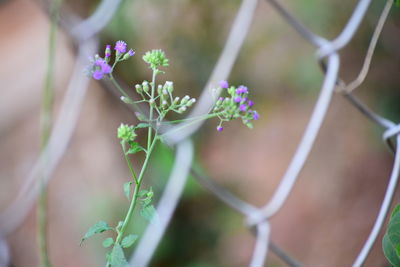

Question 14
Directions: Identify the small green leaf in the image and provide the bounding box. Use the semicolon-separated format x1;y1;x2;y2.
124;182;132;200
388;211;400;248
102;237;114;248
140;205;157;222
110;244;128;267
126;142;145;155
116;221;124;233
142;198;152;207
121;234;138;248
395;0;400;7
383;233;400;266
383;205;400;265
391;204;400;218
81;221;112;245
138;190;149;198
135;123;151;129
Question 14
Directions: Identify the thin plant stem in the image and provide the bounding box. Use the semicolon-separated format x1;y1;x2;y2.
38;0;62;266
160;112;220;137
147;70;157;149
114;136;158;245
121;142;138;183
109;74;130;99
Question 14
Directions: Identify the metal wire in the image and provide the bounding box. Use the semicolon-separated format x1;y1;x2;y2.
1;0;398;266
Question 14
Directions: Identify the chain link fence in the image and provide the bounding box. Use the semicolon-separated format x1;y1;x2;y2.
0;0;398;266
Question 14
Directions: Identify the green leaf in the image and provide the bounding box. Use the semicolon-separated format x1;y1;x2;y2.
81;221;112;245
116;221;124;233
383;234;400;266
102;237;114;248
383;205;400;265
121;234;138;248
138;189;149;198
391;204;400;218
110;244;128;267
396;0;400;7
124;182;132;200
140;204;157;222
126;142;145;155
388;211;400;249
135;123;151;129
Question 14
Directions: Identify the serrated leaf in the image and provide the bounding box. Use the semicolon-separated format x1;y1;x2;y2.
124;182;132;200
121;234;138;248
81;221;112;245
110;244;128;267
126;142;145;155
102;237;114;248
135;123;151;129
140;205;157;222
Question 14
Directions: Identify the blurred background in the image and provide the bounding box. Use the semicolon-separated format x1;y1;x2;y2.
0;0;400;266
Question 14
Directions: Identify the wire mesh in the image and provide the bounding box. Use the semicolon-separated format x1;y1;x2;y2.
0;0;398;266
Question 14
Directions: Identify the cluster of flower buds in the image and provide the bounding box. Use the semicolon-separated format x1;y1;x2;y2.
117;123;137;142
134;80;196;117
88;40;135;80
213;80;259;131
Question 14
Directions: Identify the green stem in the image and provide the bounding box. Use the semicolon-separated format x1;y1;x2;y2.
161;112;221;125
114;136;158;245
109;74;130;99
147;70;157;149
109;74;144;115
38;0;62;266
121;142;138;183
160;112;221;137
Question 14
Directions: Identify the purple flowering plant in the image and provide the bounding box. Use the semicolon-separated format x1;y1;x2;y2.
81;41;259;266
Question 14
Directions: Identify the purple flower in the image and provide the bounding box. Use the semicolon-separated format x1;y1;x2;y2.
219;80;229;89
92;59;112;80
239;104;247;112
252;111;259;120
217;126;224;132
115;40;127;53
236;85;248;94
248;100;254;107
218;97;224;101
95;59;112;74
101;63;111;74
127;49;135;57
92;70;104;80
105;45;111;57
234;96;242;103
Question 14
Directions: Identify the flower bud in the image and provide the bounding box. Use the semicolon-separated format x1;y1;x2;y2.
162;100;168;107
178;106;187;113
173;97;180;104
135;84;142;93
180;95;190;105
186;98;196;107
228;86;235;95
143;81;149;93
149;99;156;107
157;84;163;95
165;81;174;93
